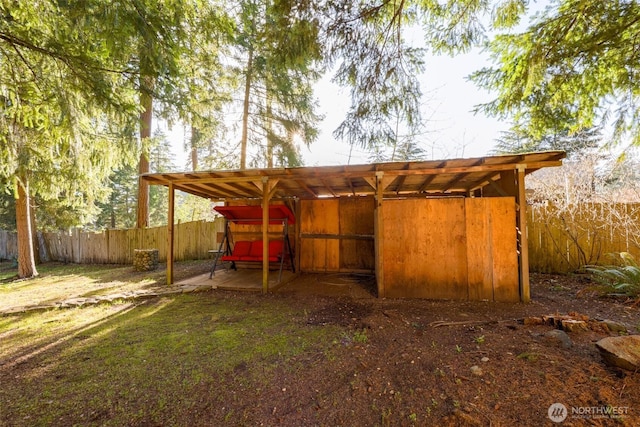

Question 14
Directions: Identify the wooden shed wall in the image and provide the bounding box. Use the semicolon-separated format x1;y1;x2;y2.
299;197;375;272
381;198;519;301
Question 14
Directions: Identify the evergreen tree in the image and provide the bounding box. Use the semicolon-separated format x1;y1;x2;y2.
0;1;143;276
472;0;640;145
94;167;138;230
232;0;322;169
148;131;176;227
492;126;602;159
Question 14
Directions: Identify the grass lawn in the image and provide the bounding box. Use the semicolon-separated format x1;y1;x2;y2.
0;261;208;312
0;263;344;426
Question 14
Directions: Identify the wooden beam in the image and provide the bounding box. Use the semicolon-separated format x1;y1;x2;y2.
181;183;240;199
515;165;530;303
363;176;377;190
486;178;509;197
391;163;411;194
319;178;338;197
441;159;484;192
300;233;374;240
145;160;563;186
293;179;318;198
374;172;385;297
268;179;280;200
416;161;446;192
262;177;270;293
467;172;501;193
223;181;262;197
167;183;175;285
294;197;302;278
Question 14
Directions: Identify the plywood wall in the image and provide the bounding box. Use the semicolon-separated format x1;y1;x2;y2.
339;197;375;271
299;197;375;272
466;198;519;302
381;198;519;301
382;199;468;299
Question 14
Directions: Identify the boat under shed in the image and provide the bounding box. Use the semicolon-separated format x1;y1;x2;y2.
141;151;565;302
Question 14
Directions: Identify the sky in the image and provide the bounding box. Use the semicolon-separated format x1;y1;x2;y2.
301;47;509;166
299;3;554;167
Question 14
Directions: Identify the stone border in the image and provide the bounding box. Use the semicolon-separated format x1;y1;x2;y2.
0;283;213;316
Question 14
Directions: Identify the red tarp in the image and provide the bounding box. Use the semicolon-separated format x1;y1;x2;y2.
213;205;296;225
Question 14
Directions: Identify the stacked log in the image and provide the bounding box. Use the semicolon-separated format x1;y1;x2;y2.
133;249;159;271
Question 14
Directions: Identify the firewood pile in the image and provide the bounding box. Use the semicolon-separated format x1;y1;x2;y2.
133;249;159;271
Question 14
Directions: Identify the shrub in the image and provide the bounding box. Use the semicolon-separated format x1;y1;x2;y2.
584;252;640;298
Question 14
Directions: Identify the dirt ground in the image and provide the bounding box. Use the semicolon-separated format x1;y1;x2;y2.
3;266;640;426
247;272;640;426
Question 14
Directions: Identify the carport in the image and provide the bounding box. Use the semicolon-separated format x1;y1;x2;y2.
141;151;565;302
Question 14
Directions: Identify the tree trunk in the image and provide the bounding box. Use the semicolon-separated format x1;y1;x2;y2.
240;46;253;169
190;124;199;171
15;177;38;278
266;91;273;168
30;196;40;264
137;75;153;229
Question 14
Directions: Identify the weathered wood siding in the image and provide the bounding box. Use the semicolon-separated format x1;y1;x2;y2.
382;198;519;301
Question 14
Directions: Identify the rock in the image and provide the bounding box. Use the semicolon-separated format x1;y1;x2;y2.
480;357;489;363
601;319;628;334
470;365;483;376
543;330;572;349
595;335;640;371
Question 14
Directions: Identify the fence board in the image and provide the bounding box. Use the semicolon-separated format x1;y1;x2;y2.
527;203;640;273
0;219;225;265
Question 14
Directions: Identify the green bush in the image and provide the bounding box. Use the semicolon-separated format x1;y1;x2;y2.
584;252;640;298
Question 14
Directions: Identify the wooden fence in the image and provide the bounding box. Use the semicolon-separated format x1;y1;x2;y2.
1;203;640;274
0;218;225;265
528;203;640;273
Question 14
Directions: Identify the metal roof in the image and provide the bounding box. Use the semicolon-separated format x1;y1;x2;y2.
141;151;565;200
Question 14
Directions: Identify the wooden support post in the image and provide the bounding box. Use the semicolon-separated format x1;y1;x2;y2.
516;165;530;302
374;172;385;297
294;197;301;275
262;177;270;294
167;182;175;285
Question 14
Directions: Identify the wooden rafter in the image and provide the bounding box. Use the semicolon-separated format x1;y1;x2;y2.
293;179;317;198
441;159;484;192
393;163;411;195
416;161;445;192
319;177;338;197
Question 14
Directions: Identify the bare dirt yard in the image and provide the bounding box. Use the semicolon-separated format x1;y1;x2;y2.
1;262;639;426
